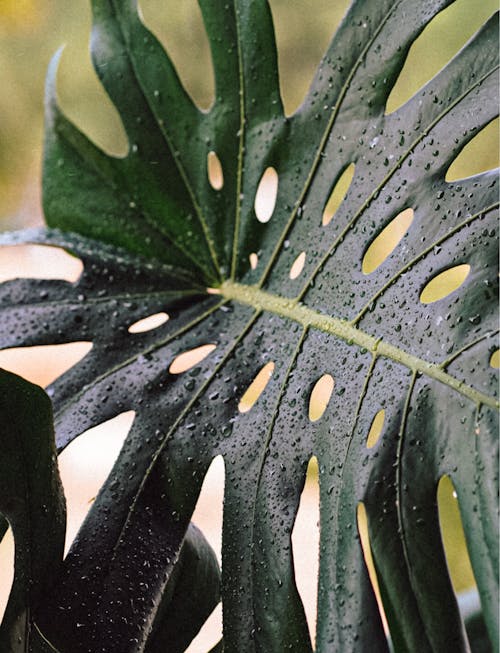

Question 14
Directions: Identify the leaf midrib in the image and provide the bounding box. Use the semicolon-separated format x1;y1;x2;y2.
220;280;498;409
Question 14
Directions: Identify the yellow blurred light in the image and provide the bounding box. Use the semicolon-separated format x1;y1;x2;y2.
0;0;41;30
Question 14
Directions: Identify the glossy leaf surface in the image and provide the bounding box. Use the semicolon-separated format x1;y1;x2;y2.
0;1;498;651
0;370;65;653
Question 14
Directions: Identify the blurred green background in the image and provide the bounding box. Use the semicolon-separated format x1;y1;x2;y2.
0;0;497;612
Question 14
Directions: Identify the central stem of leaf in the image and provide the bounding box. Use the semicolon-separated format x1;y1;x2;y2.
220;280;497;409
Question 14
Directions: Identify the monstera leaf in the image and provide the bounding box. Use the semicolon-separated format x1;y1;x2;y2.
0;370;65;653
1;1;498;651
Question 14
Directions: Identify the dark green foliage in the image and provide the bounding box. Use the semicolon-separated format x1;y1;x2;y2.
0;1;498;651
0;370;65;653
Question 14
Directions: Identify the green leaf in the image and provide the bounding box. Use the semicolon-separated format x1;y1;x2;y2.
0;370;65;653
1;1;498;651
145;523;221;653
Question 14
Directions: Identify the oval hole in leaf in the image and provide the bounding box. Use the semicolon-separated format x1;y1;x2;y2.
291;457;319;646
169;344;216;374
128;312;168;334
357;503;389;634
362;208;414;274
58;411;135;552
238;362;275;413
366;409;385;449
254;167;278;223
0;342;92;388
249;252;259;270
420;264;470;305
0;245;83;283
385;1;495;114
446;118;499;181
289;251;306;280
0;522;14;621
207;151;224;190
437;476;476;594
322;163;355;226
308;374;334;422
490;349;499;369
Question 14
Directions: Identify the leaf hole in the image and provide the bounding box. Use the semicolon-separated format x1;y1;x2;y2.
238;362;275;413
308;374;334;422
419;264;470;305
254;167;278;223
322;163;355;226
0;245;83;283
291;457;319;646
269;1;349;114
58;411;135;552
490;349;499;369
357;503;389;634
0;342;92;388
446;118;499;181
207;151;224;190
362;208;414;274
385;1;496;114
128;312;169;334
169;344;216;374
185;455;225;651
437;476;477;595
249;252;259;270
0;521;14;622
366;409;385;449
139;0;215;110
289;251;306;280
192;455;225;567
56;42;128;157
184;605;222;653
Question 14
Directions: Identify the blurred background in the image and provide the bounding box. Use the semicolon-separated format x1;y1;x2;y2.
0;1;498;649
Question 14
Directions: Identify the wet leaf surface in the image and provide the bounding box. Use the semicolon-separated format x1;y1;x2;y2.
0;370;65;653
0;1;498;651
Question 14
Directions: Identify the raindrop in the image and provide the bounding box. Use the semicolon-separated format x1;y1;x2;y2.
207;151;224;190
322;163;355;226
362;208;414;274
249;252;259;270
420;264;470;304
128;312;168;334
169;344;216;374
238;362;275;413
490;349;499;369
308;374;334;422
289;251;306;280
357;503;389;632
366;409;385;448
255;167;278;223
